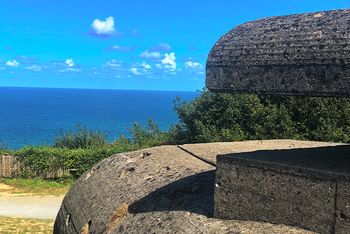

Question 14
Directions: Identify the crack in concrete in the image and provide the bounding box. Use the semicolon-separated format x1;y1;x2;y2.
177;145;216;167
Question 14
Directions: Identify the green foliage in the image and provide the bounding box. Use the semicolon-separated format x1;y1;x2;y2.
0;177;73;195
13;122;169;178
15;145;130;178
0;142;13;155
129;119;170;147
54;125;108;149
171;90;350;143
15;146;67;178
262;95;350;142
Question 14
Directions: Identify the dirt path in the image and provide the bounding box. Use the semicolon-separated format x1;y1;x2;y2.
0;183;64;219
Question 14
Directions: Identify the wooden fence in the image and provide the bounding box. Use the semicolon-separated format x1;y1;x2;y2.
0;154;19;177
0;154;70;178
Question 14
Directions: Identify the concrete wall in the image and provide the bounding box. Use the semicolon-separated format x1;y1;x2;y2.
206;9;350;97
214;146;350;234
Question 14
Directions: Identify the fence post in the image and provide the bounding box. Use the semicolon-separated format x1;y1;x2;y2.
0;154;17;178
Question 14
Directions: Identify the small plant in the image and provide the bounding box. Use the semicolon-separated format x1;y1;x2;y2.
54;125;108;149
129;119;170;147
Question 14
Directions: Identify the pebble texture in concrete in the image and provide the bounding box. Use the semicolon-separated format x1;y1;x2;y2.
206;9;350;96
215;145;350;234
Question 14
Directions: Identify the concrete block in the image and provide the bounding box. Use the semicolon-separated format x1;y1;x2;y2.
214;145;350;234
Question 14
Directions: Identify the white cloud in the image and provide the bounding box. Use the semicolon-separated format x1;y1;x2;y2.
5;60;19;67
161;52;176;71
91;16;115;35
130;67;141;75
65;58;74;67
60;68;81;73
25;65;42;72
140;50;161;60
110;45;133;52
185;61;203;69
58;59;81;72
129;62;152;76
185;59;204;75
142;62;152;70
106;59;122;68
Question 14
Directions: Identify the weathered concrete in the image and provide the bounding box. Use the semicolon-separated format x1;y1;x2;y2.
206;9;350;96
54;143;326;234
215;145;350;234
180;140;343;165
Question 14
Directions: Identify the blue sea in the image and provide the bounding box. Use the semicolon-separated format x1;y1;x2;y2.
0;87;197;149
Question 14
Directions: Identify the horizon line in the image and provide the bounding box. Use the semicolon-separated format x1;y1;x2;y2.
0;85;202;93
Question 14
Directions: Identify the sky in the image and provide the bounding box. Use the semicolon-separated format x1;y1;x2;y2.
0;0;349;91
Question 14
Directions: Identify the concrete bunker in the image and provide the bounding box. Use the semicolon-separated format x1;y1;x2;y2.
54;9;350;234
207;9;350;234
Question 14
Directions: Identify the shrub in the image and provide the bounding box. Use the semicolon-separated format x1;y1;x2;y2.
15;122;170;178
15;146;68;178
129;119;170;147
171;89;350;143
54;125;108;149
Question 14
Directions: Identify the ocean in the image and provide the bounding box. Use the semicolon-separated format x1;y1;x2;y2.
0;87;197;149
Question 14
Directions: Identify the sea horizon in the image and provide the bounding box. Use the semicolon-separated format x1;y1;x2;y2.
0;87;198;149
0;85;200;93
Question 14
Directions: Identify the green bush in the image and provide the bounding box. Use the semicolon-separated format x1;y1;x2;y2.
129;119;171;147
54;125;108;149
14;122;169;178
15;146;67;178
171;90;350;143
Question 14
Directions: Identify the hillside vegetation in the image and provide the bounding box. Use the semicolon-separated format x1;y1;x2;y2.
171;90;350;143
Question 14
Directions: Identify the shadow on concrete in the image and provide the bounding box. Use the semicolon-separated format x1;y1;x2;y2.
219;145;350;174
129;145;350;220
128;170;215;217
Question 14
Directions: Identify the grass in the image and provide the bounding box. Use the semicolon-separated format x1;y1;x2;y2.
0;177;73;196
0;216;53;234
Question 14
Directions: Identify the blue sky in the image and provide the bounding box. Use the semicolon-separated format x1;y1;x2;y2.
0;0;349;91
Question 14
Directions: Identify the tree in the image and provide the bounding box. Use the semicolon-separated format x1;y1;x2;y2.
170;90;350;143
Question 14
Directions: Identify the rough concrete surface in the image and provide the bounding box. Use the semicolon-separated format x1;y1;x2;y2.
180;140;344;165
206;9;350;96
215;145;350;234
54;141;344;234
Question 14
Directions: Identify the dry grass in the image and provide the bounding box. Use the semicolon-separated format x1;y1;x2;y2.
0;178;73;196
0;216;53;234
